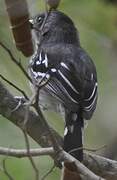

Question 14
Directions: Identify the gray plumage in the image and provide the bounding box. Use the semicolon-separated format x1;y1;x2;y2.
29;10;98;161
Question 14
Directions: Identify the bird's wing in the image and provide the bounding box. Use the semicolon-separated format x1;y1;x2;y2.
46;60;81;112
76;48;98;120
29;48;82;111
30;47;98;118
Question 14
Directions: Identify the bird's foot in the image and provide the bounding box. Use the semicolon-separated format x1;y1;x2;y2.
11;96;26;112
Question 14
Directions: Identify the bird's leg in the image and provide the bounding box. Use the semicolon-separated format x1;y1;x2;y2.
11;90;37;112
11;96;26;112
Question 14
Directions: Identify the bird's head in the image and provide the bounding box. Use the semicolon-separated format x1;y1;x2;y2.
29;10;80;45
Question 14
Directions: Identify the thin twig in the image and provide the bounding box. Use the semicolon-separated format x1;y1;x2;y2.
68;145;107;154
0;147;54;158
22;102;39;180
0;41;32;83
0;74;29;100
22;130;39;180
84;145;107;152
2;158;14;180
41;163;55;180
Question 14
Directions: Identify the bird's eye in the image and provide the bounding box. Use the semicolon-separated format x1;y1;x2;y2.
38;17;42;21
36;16;43;24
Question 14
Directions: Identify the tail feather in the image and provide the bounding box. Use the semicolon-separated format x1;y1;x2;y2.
63;112;83;162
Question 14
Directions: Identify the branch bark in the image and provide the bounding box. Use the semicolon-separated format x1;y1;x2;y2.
84;153;117;180
0;81;63;149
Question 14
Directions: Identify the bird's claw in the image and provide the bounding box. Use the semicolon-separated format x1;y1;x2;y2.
11;96;26;112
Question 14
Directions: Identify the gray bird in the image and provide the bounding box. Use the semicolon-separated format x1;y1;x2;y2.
29;10;98;161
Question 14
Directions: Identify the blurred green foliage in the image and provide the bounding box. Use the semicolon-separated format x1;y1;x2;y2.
0;0;117;179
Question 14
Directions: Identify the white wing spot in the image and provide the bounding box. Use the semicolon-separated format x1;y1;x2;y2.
51;68;57;72
69;125;74;133
44;54;48;67
39;52;42;61
37;72;46;77
64;127;68;136
36;60;41;65
46;74;50;79
61;62;70;71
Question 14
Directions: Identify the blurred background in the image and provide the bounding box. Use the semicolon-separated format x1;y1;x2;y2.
0;0;117;179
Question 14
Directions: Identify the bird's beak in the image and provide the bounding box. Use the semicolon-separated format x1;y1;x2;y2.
29;19;34;29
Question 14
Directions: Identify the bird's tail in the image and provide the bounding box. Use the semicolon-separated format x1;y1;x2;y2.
63;112;83;162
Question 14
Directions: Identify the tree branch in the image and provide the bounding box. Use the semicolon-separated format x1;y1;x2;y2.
0;147;54;158
2;158;14;180
0;146;105;180
0;81;63;149
22;129;39;180
58;151;105;180
84;153;117;180
0;74;29;100
0;146;117;179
